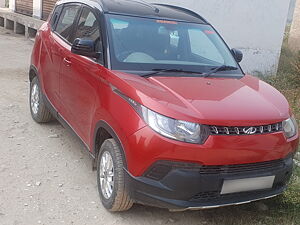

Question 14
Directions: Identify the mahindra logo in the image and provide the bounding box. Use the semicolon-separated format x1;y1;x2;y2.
243;127;257;135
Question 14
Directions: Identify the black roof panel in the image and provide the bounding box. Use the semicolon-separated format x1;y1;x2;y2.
57;0;207;23
101;0;206;23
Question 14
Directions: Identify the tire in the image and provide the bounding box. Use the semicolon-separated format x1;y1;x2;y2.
97;138;133;211
29;76;53;123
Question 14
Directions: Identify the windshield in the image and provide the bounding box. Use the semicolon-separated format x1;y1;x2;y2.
106;14;240;74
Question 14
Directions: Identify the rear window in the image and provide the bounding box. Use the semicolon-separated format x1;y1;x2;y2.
55;4;80;41
71;7;101;44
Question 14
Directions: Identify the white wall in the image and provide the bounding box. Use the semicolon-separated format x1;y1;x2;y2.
33;0;42;19
148;0;291;75
9;0;14;10
0;0;5;8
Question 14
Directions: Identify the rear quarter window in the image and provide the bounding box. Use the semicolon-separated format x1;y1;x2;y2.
50;5;63;30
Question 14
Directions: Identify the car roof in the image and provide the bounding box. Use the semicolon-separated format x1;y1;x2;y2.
57;0;208;24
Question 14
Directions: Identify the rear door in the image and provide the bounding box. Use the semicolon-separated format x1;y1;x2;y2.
43;3;80;112
39;4;64;110
59;5;104;142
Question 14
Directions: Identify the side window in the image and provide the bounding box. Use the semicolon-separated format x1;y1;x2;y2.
72;7;101;51
55;4;81;41
50;5;63;30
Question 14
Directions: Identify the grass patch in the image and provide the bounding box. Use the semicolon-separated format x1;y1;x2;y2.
246;33;300;225
200;168;300;225
261;37;300;124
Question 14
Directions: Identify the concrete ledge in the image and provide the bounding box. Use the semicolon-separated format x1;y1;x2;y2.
0;8;44;38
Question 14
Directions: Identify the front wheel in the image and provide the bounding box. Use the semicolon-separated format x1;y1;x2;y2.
97;138;133;211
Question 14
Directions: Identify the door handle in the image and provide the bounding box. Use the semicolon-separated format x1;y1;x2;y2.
63;57;72;66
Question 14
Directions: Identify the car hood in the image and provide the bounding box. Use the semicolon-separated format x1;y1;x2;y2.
112;72;290;126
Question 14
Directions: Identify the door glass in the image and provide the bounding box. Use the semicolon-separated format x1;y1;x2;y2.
55;5;80;41
72;7;101;51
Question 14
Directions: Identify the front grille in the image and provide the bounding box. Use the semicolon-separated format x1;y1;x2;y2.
198;158;285;175
209;122;283;136
144;157;287;180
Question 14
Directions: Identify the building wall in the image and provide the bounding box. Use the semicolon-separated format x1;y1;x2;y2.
289;0;300;52
33;0;42;18
8;0;14;10
148;0;291;75
0;0;5;7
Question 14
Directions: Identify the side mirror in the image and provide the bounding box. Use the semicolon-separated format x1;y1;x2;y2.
231;48;243;63
71;38;102;60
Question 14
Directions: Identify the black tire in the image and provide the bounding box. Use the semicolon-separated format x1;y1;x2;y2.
29;76;53;123
97;138;133;212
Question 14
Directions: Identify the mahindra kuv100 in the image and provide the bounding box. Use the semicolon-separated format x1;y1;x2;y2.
29;0;299;211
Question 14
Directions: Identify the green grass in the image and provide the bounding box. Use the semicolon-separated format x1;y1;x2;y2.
262;34;300;123
238;34;300;225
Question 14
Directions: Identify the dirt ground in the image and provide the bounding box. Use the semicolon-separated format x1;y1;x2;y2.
0;27;296;225
0;27;215;225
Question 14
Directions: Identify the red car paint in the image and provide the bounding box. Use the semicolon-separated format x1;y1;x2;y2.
31;11;299;180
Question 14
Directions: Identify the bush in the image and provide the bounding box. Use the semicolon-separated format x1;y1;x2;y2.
260;37;300;125
276;38;300;89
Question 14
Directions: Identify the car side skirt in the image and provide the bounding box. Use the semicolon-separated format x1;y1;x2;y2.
42;89;96;159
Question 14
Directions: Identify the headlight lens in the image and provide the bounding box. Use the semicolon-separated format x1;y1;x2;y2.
283;116;298;138
121;98;208;144
142;107;203;143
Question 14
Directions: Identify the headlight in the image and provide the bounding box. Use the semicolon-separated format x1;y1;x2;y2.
115;90;209;144
142;107;206;144
283;116;298;139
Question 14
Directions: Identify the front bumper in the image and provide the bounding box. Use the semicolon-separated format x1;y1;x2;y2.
125;156;293;210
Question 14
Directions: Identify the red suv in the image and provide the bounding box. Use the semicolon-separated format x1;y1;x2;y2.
29;0;299;211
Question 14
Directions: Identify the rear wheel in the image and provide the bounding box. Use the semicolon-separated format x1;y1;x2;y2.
30;76;53;123
97;138;133;211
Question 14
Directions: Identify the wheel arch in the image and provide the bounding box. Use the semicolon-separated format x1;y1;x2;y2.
93;120;128;168
29;65;39;82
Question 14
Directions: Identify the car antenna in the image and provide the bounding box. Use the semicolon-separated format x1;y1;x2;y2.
123;0;160;13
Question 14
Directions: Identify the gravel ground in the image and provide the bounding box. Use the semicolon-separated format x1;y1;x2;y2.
0;27;217;225
0;27;289;225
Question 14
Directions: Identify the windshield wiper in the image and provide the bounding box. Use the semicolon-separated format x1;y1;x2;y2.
141;69;203;78
203;65;238;78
